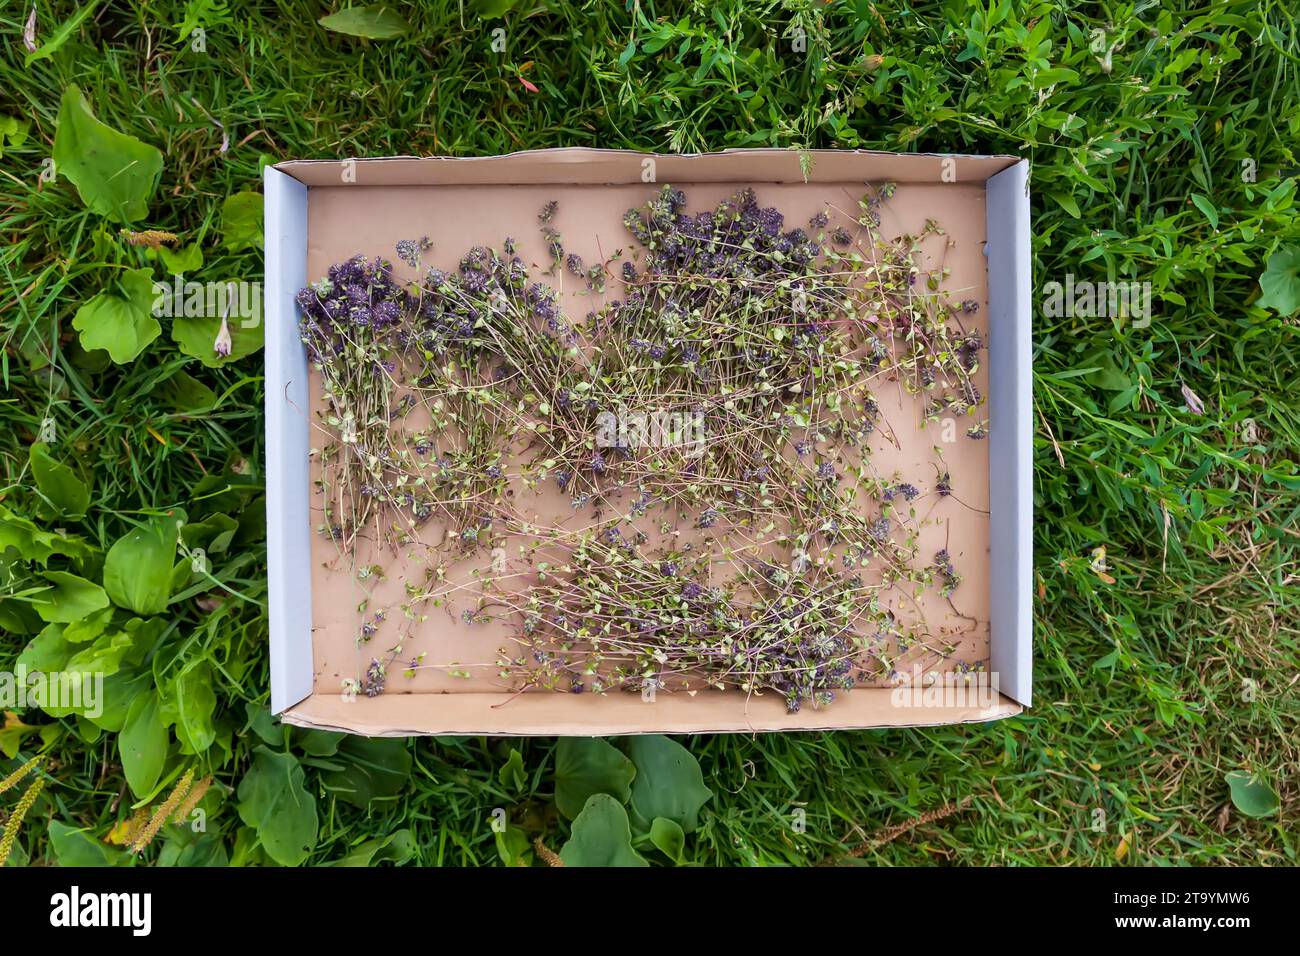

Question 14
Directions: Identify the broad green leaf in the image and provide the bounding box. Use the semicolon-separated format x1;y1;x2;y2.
559;794;648;867
122;616;164;662
320;736;413;807
498;747;526;791
319;5;411;39
75;714;102;743
0;712;44;759
220;191;262;251
228;825;271;867
1225;770;1280;818
72;267;160;364
330;829;417;866
34;570;108;623
24;2;101;67
64;631;135;677
0;508;59;563
0;114;30;156
47;820;128;867
1048;190;1080;218
158;834;229;867
244;700;283;747
84;667;151;732
625;735;713;833
170;661;218;754
18;622;72;671
296;728;343;757
52;84;162;223
237;747;318;866
158;370;218;411
119;693;167;797
649;816;686;863
0;505;95;566
157;242;204;275
180;513;238;555
0;599;42;635
1257;245;1300;316
171;294;264;367
494;824;532;867
29;441;90;518
554;736;635;820
103;514;179;615
63;605;113;644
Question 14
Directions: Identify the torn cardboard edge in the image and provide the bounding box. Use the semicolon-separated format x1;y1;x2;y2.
264;148;1033;735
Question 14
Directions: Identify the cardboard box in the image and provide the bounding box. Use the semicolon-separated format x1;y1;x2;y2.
264;148;1032;735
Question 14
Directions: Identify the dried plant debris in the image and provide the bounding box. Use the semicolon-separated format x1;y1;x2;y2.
296;184;988;712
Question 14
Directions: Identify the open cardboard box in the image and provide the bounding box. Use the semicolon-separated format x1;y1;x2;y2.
264;148;1032;736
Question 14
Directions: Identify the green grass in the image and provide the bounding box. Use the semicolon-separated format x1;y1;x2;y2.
1;0;1297;866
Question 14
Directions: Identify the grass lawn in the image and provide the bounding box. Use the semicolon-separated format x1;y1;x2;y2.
1;0;1297;867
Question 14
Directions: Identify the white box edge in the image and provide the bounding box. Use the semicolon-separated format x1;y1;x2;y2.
985;160;1033;707
265;165;314;715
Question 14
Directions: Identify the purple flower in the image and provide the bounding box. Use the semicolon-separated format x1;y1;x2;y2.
527;282;558;321
884;482;918;502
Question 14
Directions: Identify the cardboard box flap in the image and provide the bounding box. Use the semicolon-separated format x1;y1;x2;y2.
274;147;1022;187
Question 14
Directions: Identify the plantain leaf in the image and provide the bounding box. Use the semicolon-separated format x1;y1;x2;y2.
156;242;204;275
319;736;413;807
625;735;713;833
29;442;90;518
498;747;527;792
72;267;160;364
1257;245;1300;316
559;794;648;867
119;693;167;797
649;816;686;863
237;747;318;866
103;513;179;615
319;5;411;40
52;84;162;223
1225;770;1280;818
330;829;417;866
220;191;262;251
170;291;263;367
34;571;108;623
554;737;635;820
47;820;129;867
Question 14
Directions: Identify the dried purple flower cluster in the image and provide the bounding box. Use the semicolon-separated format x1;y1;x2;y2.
502;541;884;712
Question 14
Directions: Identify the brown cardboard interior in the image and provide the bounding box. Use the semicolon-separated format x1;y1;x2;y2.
282;151;1015;734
